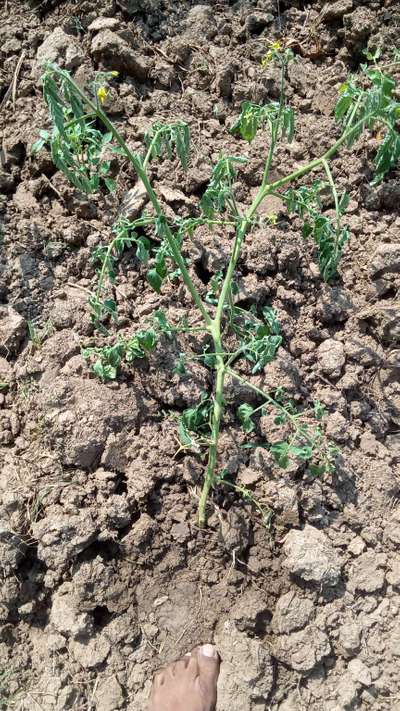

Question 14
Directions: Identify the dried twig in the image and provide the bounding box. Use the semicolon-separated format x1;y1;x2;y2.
0;51;25;114
41;173;63;200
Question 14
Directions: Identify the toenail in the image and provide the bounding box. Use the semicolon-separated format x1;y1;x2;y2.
200;644;217;658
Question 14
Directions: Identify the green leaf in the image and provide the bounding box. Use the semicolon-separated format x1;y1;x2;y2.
284;182;350;281
202;346;217;368
125;329;158;361
205;270;224;304
174;122;190;170
31;138;47;154
103;298;117;317
179;393;212;446
200;155;246;218
231;100;293;144
111;145;127;156
104;177;116;192
309;463;327;476
178;419;193;447
147;268;163;293
363;47;381;62
153;310;173;337
39;67;118;194
335;91;354;122
144;121;191;169
235;306;282;373
102;132;113;144
282;106;295;142
372;127;400;184
237;403;256;433
137;328;157;352
173;352;187;375
338;191;350;214
261;306;281;335
290;445;313;461
270;441;290;468
136;237;150;263
313;400;326;421
82;341;125;382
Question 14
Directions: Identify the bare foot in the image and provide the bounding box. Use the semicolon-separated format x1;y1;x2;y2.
148;644;220;711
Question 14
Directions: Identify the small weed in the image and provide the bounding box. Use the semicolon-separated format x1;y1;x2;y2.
35;49;400;526
17;378;40;401
27;319;53;349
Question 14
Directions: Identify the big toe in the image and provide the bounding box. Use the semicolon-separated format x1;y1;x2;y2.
196;644;220;698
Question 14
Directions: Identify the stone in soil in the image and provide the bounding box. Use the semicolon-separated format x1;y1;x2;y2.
370;243;400;276
272;624;331;672
35;27;84;76
271;591;314;634
283;524;342;587
90;30;150;80
32;508;99;570
215;621;274;710
94;675;125;711
317;339;346;378
0;306;26;356
348;550;387;593
38;376;140;469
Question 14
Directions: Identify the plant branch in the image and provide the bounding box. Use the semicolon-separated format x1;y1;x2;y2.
262;60;286;186
59;71;212;328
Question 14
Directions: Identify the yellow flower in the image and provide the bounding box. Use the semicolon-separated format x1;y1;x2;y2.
267;213;278;225
270;40;282;52
97;86;108;104
261;51;274;67
261;40;282;67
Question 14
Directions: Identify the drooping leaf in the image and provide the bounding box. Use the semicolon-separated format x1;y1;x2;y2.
231;100;295;143
237;403;256;433
372;127;400;185
200;155;247;218
144;121;191;170
270;441;290;468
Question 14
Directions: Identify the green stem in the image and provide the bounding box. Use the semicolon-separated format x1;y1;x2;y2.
198;348;225;527
321;157;345;274
142;127;163;170
262;126;277;187
265;107;369;198
64;112;96;130
262;59;286;186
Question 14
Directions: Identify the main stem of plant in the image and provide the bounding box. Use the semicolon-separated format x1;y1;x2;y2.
64;72;372;528
197;102;368;527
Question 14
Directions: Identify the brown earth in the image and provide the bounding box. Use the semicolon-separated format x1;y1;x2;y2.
1;0;400;710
